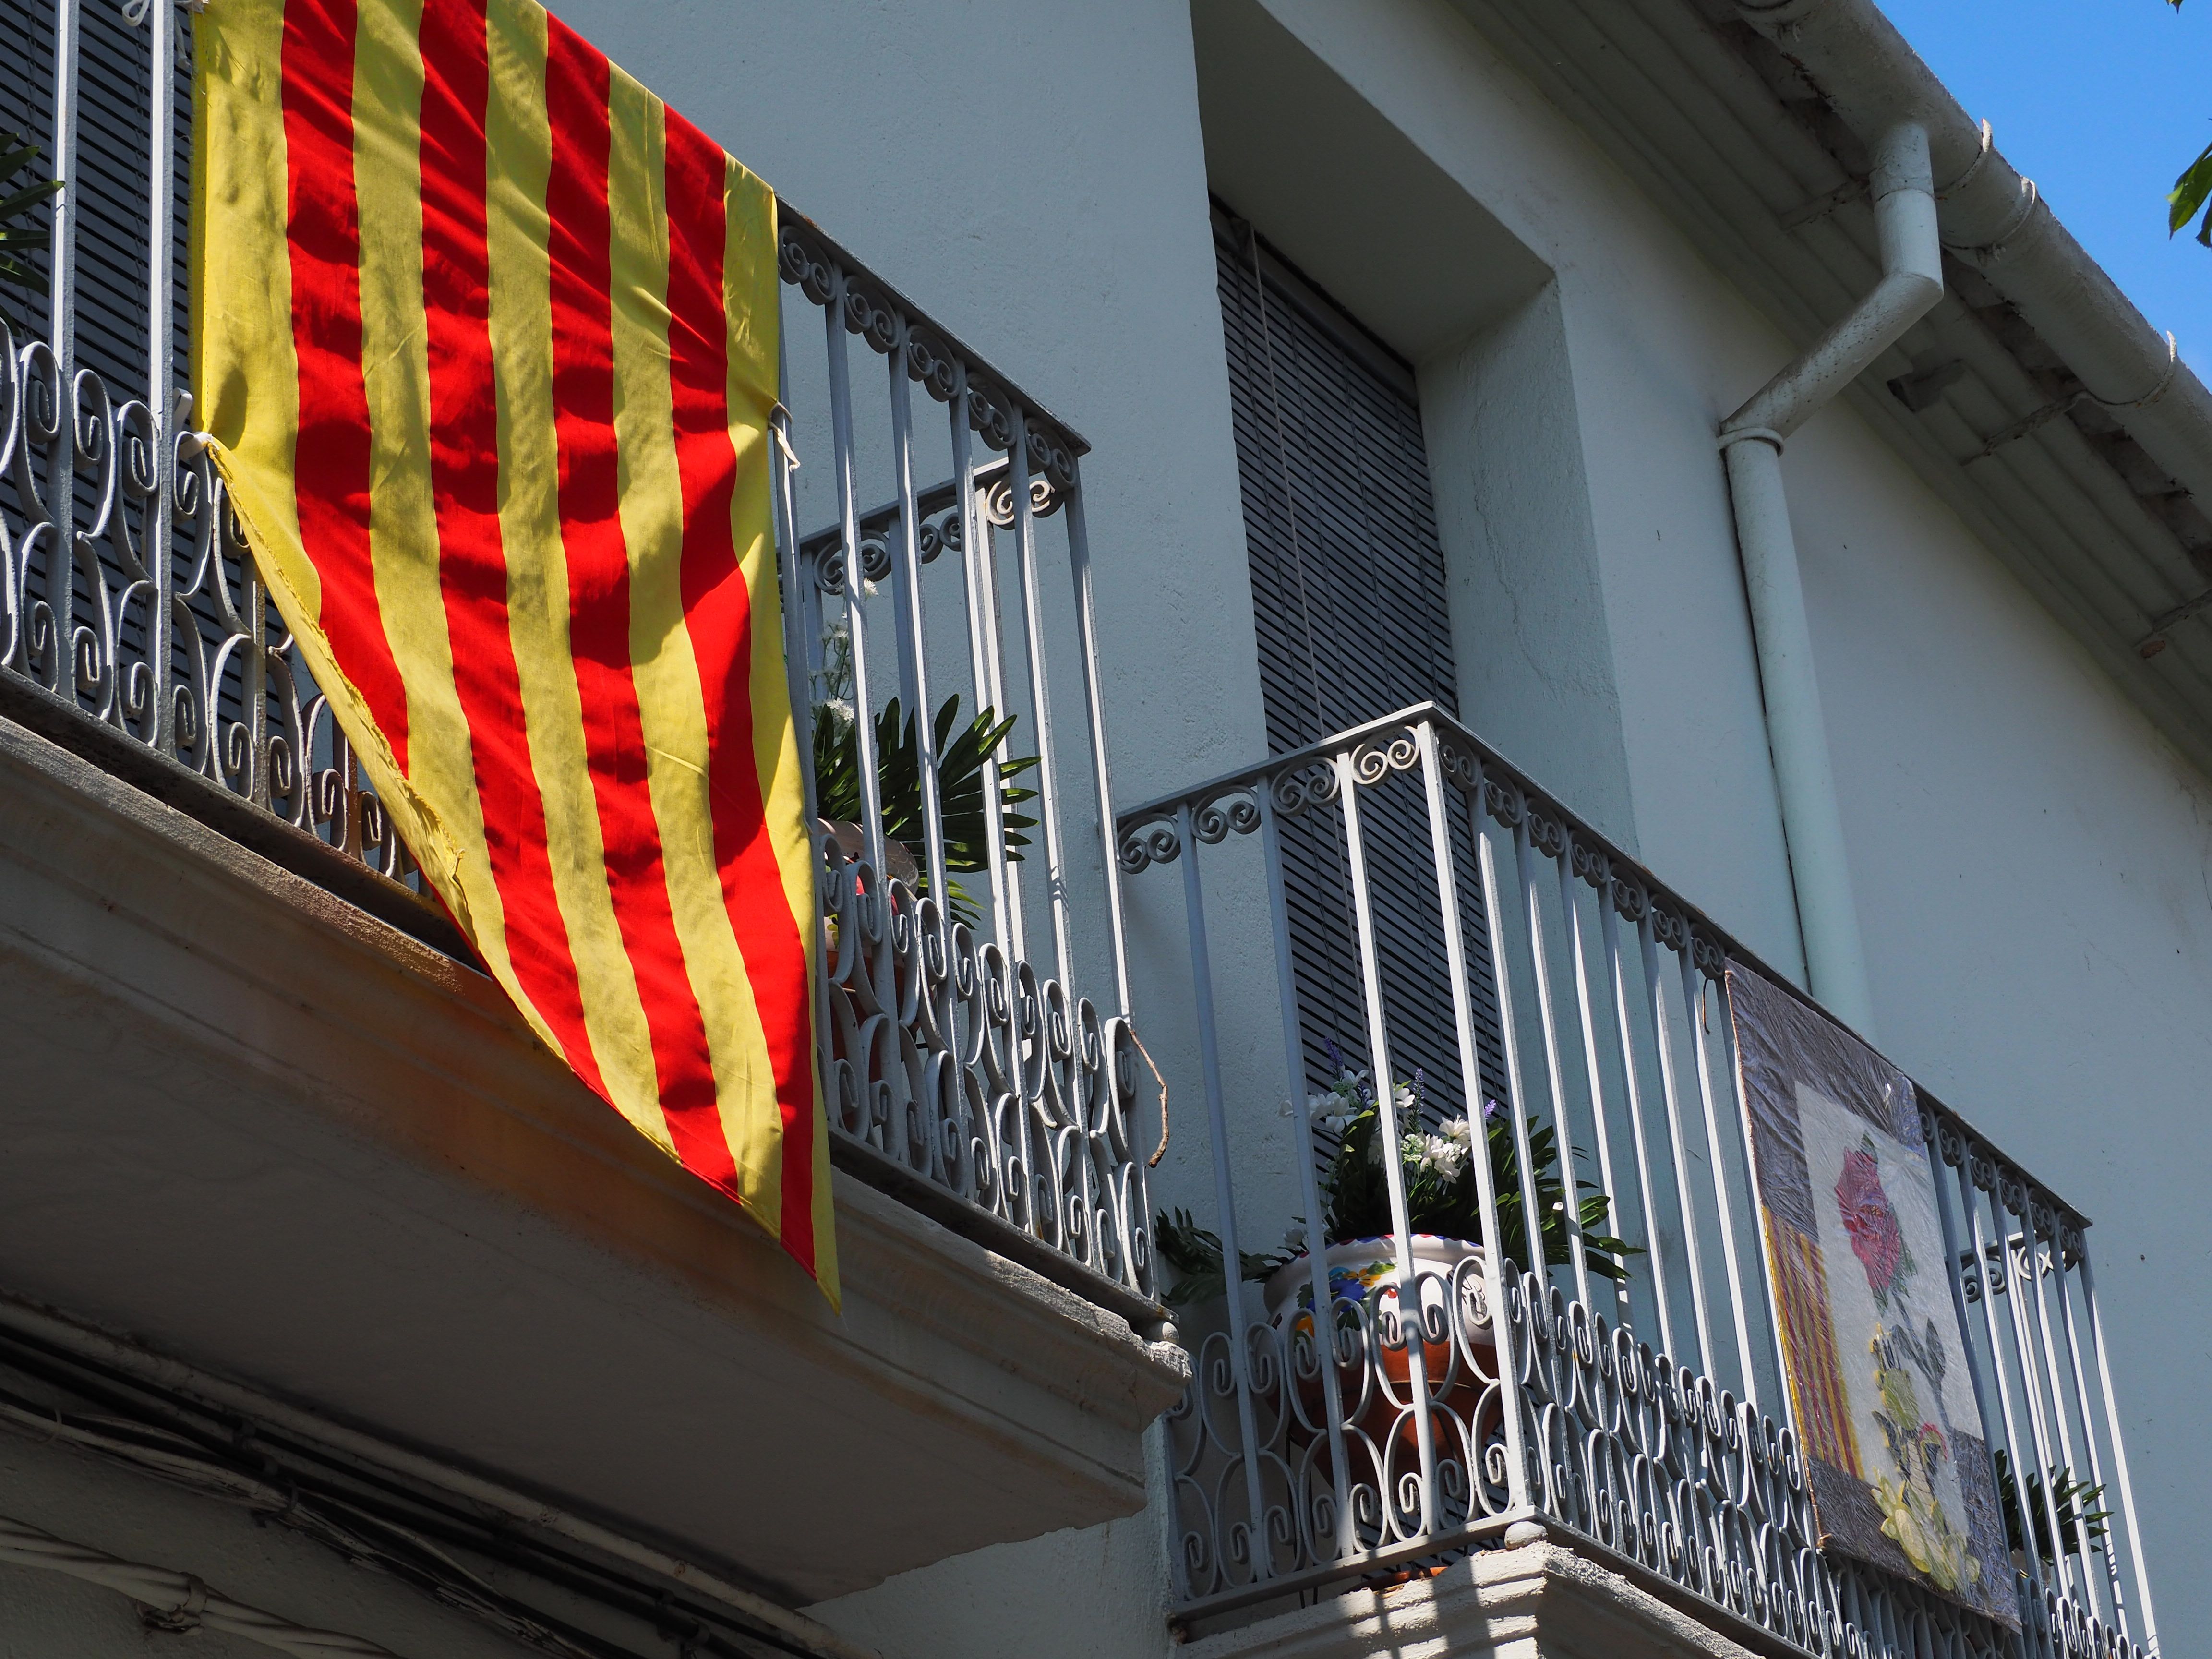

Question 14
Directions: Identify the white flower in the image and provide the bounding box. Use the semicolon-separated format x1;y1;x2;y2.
1391;1081;1418;1115
1283;1222;1308;1251
822;696;855;729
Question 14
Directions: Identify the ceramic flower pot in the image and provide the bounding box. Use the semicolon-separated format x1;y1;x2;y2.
1263;1236;1498;1469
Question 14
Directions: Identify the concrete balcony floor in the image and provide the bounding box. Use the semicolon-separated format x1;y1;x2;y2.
0;704;1187;1606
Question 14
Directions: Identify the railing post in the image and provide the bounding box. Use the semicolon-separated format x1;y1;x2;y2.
1336;741;1441;1539
1419;726;1533;1526
146;0;176;755
1060;455;1130;1020
1257;769;1354;1563
1514;812;1591;1309
1176;799;1274;1587
2075;1251;2158;1655
885;314;949;932
1007;407;1074;998
820;264;886;880
948;364;1019;959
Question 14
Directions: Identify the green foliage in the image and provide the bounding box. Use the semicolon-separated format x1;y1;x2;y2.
1153;1208;1293;1309
0;133;60;336
2169;138;2212;247
2165;4;2212;244
812;693;1037;923
1313;1065;1639;1281
1995;1449;2112;1563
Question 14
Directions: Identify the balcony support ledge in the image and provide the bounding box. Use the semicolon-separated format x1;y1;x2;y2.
0;704;1187;1604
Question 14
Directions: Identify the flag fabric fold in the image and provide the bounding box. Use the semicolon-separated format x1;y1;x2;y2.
192;0;834;1301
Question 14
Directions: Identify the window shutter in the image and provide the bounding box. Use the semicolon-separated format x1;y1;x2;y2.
1214;204;1507;1133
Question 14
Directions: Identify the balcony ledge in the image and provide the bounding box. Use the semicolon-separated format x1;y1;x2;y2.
1183;1539;1782;1659
0;702;1187;1604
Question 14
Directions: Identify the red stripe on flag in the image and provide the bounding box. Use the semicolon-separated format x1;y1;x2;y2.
279;0;411;768
661;111;816;1271
542;18;736;1186
416;0;604;1094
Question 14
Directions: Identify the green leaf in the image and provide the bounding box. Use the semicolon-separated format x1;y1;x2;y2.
811;692;1038;926
2169;139;2212;237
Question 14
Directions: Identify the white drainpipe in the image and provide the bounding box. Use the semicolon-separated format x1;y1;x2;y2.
1719;120;1942;1036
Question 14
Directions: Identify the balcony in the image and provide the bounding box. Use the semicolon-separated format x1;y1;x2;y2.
0;0;1182;1604
1118;706;2159;1659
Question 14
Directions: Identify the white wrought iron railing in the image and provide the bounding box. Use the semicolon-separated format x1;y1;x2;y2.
1117;704;2157;1659
0;0;1156;1320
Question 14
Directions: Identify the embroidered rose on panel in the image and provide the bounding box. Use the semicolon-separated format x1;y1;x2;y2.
1836;1135;1913;1304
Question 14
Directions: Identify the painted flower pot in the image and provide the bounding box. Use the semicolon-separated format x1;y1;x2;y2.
1263;1236;1498;1470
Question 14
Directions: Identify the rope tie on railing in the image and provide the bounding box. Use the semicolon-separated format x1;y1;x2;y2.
1131;1027;1169;1167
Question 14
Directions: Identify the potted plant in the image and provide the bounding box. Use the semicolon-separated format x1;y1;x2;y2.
812;692;1037;925
1267;1052;1638;1461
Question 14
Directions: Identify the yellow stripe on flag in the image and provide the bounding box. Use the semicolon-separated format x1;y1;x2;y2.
190;0;312;622
351;0;548;1045
482;0;669;1150
721;161;833;1269
605;70;787;1226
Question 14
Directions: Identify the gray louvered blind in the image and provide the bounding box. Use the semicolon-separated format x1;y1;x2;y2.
1214;204;1505;1124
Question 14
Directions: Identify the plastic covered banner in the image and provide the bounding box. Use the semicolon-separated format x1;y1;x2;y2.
1728;964;2015;1626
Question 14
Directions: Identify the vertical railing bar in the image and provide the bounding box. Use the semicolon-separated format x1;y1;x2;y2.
146;0;175;755
44;0;81;699
821;268;885;880
1680;947;1757;1401
769;334;829;1094
2049;1243;2129;1636
1424;729;1532;1521
1007;407;1074;997
1640;911;1716;1378
1257;769;1354;1563
1176;798;1273;1586
1957;1160;2046;1605
885;315;949;930
2075;1250;2158;1656
1925;1112;2011;1622
947;366;1014;955
1604;886;1678;1357
1515;814;1590;1310
1996;1190;2078;1610
1475;782;1550;1299
1061;454;1131;1019
1561;837;1632;1323
2019;1202;2097;1605
1335;745;1440;1538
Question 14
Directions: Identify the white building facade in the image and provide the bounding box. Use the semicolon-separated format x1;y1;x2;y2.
0;2;2200;1659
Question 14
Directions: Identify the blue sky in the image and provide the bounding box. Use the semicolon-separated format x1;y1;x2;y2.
1880;0;2212;370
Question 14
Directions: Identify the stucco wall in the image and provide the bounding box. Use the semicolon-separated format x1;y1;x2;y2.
1230;0;2208;1634
549;0;2200;1645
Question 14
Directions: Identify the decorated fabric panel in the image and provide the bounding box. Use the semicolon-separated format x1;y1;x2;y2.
1728;964;2012;1625
192;0;834;1299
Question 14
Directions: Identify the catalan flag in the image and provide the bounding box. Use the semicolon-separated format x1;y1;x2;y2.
190;0;834;1299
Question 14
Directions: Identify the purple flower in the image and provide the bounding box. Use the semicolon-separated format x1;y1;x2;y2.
1836;1145;1906;1297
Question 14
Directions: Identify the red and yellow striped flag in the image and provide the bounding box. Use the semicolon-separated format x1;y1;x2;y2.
191;0;835;1299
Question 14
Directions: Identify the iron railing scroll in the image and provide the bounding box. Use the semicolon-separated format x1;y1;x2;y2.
1118;703;2157;1659
5;0;1155;1322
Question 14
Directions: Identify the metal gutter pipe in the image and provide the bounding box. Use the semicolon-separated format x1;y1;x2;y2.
1738;0;2210;647
1719;120;1942;1035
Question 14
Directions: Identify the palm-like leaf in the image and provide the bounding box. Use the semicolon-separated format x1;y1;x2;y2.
812;693;1038;925
0;132;60;335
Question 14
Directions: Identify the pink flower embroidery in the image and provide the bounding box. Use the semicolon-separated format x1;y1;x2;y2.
1836;1145;1906;1297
